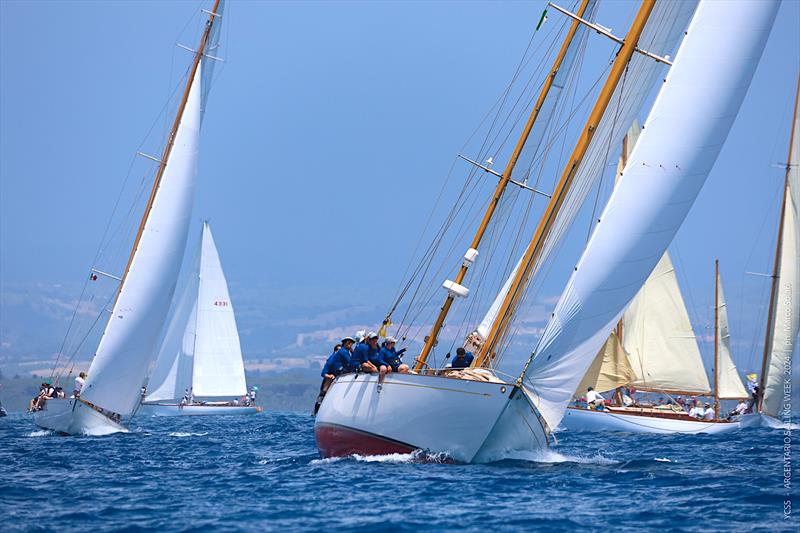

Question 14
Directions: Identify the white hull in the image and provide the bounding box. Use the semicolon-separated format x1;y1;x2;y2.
139;402;261;416
33;398;128;436
740;413;800;430
561;406;740;434
314;372;550;463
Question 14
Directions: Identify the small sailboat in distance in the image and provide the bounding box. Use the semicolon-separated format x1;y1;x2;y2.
33;1;225;435
742;75;800;429
140;222;261;416
561;125;745;434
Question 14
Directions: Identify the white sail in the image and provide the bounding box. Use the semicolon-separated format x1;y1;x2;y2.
81;64;205;416
623;253;711;394
762;91;800;417
145;240;202;403
716;272;748;399
522;0;778;431
191;222;247;398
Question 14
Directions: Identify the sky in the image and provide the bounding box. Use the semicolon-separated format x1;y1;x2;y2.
1;1;798;379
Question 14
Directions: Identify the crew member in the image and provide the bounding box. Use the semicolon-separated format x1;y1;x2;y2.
702;402;715;420
351;332;379;373
314;338;354;415
586;386;605;409
380;337;409;374
450;347;474;369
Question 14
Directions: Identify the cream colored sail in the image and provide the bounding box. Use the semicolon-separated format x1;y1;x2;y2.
574;331;637;396
623;253;711;394
762;84;800;418
716;273;748;399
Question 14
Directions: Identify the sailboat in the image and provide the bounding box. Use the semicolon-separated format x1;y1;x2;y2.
742;76;800;429
315;0;778;462
140;222;260;416
33;1;225;435
561;126;746;434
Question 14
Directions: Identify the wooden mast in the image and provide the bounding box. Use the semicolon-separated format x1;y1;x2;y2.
757;75;800;411
413;0;593;371
110;0;221;310
714;259;720;420
476;0;657;368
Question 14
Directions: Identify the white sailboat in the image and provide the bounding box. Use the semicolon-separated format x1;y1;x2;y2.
316;0;778;462
742;76;800;429
561;125;745;434
140;222;260;416
33;1;225;435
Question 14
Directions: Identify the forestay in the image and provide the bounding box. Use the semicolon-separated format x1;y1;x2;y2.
716;273;748;399
623;253;710;395
762;83;800;417
523;0;779;431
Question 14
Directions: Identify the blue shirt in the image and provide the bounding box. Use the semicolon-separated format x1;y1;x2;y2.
351;342;370;367
451;351;474;369
380;346;403;368
321;347;352;377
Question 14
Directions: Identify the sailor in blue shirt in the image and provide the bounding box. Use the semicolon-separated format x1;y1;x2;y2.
314;337;355;416
379;336;409;373
351;332;379;373
450;347;474;369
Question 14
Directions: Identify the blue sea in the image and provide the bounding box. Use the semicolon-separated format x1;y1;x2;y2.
1;412;796;532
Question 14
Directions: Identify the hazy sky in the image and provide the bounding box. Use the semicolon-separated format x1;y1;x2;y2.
1;0;799;375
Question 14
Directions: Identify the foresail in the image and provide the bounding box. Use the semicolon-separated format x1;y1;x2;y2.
191;223;247;398
623;253;711;394
574;331;636;396
145;237;202;403
82;65;203;415
716;274;748;399
522;0;778;431
763;99;800;415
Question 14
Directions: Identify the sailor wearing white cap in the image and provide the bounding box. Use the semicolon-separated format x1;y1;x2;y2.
380;336;409;374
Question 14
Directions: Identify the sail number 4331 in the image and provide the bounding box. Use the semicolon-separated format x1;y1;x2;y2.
213;300;229;307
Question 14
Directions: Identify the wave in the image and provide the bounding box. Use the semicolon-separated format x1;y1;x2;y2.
168;431;209;437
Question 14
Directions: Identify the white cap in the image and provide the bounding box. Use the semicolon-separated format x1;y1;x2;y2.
355;330;366;342
367;331;379;339
385;336;397;343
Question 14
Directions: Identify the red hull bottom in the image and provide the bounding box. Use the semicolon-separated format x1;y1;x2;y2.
315;423;417;458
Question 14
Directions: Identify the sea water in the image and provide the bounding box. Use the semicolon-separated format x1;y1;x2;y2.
1;413;796;531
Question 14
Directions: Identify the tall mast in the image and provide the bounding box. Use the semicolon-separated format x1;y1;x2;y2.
476;0;656;367
714;259;720;419
413;0;593;371
757;75;800;411
111;0;221;310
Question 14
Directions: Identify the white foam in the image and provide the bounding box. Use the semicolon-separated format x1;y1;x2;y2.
310;449;449;465
654;457;674;463
26;430;53;437
490;448;618;465
168;431;208;437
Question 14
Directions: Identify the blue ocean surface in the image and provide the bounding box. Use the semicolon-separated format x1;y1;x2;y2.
0;412;796;532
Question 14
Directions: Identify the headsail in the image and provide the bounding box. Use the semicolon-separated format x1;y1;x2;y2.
81;3;224;416
522;0;779;431
761;77;800;418
623;253;711;395
573;331;636;395
716;271;748;399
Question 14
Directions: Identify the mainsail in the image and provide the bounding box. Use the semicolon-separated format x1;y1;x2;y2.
522;0;779;431
81;2;224;416
146;222;247;402
761;77;800;418
623;253;711;394
716;270;748;399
